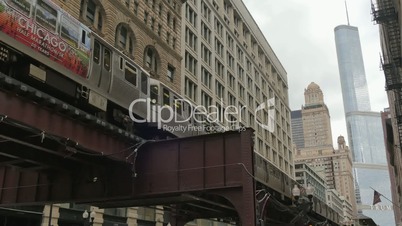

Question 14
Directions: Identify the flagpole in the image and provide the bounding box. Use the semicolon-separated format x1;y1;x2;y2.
370;187;400;207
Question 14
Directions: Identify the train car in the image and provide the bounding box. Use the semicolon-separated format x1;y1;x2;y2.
254;151;292;199
0;0;228;139
0;0;149;130
147;78;227;138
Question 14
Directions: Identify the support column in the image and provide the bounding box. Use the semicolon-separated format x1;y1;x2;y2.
155;205;164;226
169;215;188;226
41;204;60;226
126;207;139;226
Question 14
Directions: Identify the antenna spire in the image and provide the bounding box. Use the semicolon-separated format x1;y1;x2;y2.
345;0;350;25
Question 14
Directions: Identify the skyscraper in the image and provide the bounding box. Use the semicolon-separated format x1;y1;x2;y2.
302;82;333;148
334;24;395;226
292;83;357;219
291;110;304;149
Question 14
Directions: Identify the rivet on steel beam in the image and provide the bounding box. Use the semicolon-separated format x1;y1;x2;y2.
19;85;28;93
61;103;69;111
46;97;57;106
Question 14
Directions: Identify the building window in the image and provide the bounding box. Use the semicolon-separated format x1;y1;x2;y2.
185;51;197;76
150;17;155;30
145;47;158;73
228;93;236;106
185;27;197;51
134;1;139;15
157;24;162;36
216;81;224;99
80;0;104;31
215;38;223;58
115;24;135;55
226;33;234;51
227;72;235;90
167;12;171;28
215;59;224;78
144;11;148;24
166;32;170;45
201;22;211;44
201;91;212;108
167;64;175;81
185;77;197;101
201;1;211;23
185;5;197;28
158;3;163;16
137;207;155;221
237;64;244;82
214;17;223;37
237;46;244;64
172;18;176;31
201;67;212;89
227;52;234;70
201;44;211;66
238;83;245;100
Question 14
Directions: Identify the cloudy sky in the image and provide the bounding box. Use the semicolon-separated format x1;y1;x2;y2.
243;0;388;146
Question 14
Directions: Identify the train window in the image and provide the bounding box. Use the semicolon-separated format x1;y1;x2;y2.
103;48;111;71
163;88;170;106
125;63;137;86
141;73;148;94
35;0;58;33
119;57;123;71
60;15;80;48
150;85;158;105
6;0;32;16
81;30;86;44
93;41;100;64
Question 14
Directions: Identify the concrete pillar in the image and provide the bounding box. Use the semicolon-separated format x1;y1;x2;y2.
155;206;164;226
41;204;60;226
91;206;104;226
126;207;139;226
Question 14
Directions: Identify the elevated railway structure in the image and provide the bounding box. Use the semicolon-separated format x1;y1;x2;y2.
0;72;339;225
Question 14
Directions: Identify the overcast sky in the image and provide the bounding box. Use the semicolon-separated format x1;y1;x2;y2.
243;0;388;146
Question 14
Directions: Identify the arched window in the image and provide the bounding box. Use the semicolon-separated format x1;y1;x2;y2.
115;23;135;56
144;46;160;75
80;0;104;31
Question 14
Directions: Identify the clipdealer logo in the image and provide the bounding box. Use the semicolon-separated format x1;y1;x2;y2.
128;97;275;133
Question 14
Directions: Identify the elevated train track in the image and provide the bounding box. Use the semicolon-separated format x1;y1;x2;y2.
0;70;339;225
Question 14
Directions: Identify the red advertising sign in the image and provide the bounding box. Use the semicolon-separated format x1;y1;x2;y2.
0;0;91;78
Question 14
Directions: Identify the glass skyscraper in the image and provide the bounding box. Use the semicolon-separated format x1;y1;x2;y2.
334;25;395;225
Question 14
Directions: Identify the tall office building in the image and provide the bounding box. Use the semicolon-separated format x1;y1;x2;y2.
292;83;357;220
291;82;333;150
302;82;333;148
291;110;304;149
334;24;395;225
181;0;293;176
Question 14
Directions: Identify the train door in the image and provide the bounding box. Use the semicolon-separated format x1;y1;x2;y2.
138;71;149;99
91;40;112;93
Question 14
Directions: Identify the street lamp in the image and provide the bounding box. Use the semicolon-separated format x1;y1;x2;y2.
292;184;301;204
290;183;315;224
292;183;315;203
305;183;315;202
82;209;96;226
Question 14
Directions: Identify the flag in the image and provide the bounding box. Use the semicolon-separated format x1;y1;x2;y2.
373;190;382;205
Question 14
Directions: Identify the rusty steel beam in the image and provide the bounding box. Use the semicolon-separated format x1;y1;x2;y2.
96;129;257;225
0;86;258;225
0;89;132;160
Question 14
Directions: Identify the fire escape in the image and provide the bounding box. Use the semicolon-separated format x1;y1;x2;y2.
372;0;402;141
